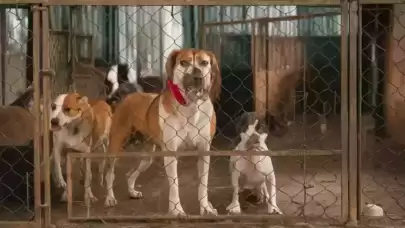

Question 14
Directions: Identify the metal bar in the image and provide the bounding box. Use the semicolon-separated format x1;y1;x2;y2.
67;149;342;159
67;154;73;218
0;7;6;105
203;12;341;27
40;7;52;228
0;221;38;228
340;0;349;223
348;0;359;225
251;21;257;113
0;0;402;5
31;6;42;227
357;3;363;219
198;6;205;49
44;0;344;6
67;214;341;225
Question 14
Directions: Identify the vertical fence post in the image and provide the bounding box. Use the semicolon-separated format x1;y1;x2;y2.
31;5;42;228
40;5;53;228
340;0;349;223
348;0;360;225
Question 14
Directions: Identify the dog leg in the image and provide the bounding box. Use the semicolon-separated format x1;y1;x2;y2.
255;182;268;204
196;140;217;216
104;157;117;207
127;156;153;199
99;143;107;187
52;141;68;202
265;158;282;214
226;159;241;214
162;140;186;217
84;156;98;205
127;144;155;198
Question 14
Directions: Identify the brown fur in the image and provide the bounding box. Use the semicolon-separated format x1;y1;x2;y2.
108;49;221;154
62;93;112;146
108;92;161;154
267;68;302;122
165;48;221;101
0;106;35;146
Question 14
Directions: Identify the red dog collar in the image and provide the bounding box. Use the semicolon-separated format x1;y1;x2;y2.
167;80;187;106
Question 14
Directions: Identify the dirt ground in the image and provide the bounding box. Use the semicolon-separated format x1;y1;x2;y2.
48;115;405;226
3;115;405;227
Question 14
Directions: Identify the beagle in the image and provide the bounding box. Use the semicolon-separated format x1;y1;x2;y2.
104;49;221;217
227;112;285;215
50;93;112;203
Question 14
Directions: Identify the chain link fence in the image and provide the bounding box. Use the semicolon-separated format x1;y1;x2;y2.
0;5;36;223
359;4;405;226
4;2;405;228
43;5;347;227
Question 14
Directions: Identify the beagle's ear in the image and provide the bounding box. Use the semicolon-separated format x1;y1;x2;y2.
165;49;181;80
78;96;88;104
206;51;221;101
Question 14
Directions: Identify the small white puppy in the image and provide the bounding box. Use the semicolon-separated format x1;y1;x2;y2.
227;112;282;215
363;203;384;217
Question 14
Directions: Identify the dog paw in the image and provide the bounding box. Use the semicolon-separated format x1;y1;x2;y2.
56;180;67;189
128;189;143;199
104;195;117;207
169;205;187;218
200;202;218;216
85;194;98;204
268;205;282;215
226;202;241;214
60;191;68;202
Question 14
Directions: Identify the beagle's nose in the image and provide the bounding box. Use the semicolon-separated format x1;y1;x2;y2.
193;76;203;87
51;118;59;126
191;67;202;76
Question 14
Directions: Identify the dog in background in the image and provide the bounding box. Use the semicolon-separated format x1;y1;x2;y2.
105;64;164;106
50;93;112;203
104;49;221;217
226;112;286;215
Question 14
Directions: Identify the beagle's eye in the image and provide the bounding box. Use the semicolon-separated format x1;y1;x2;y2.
180;60;190;67
63;107;71;112
51;103;56;111
200;60;209;66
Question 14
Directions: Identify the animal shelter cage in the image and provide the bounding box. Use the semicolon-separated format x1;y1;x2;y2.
0;2;405;228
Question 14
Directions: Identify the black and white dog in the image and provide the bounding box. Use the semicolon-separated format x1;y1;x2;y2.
226;112;283;215
104;63;164;105
105;64;143;105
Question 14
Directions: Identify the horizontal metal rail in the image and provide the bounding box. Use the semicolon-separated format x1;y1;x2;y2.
67;214;342;224
203;12;341;27
67;149;342;159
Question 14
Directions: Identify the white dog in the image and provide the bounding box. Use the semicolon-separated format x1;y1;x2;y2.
226;112;283;215
50;93;112;203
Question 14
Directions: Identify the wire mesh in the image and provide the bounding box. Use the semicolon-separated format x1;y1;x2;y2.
35;5;349;228
359;4;405;226
0;6;36;223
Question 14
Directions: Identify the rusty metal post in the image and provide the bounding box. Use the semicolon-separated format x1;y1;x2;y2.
340;0;349;224
40;6;54;228
348;0;359;225
198;6;205;49
31;5;42;227
357;3;363;219
67;155;73;219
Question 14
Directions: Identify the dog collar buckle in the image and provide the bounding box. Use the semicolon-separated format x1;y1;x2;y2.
167;80;187;106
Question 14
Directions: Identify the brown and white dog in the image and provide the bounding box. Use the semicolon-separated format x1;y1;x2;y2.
50;93;112;203
104;49;221;216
